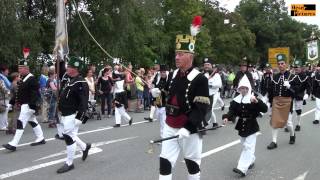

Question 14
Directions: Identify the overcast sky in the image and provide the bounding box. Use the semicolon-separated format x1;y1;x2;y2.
218;0;320;28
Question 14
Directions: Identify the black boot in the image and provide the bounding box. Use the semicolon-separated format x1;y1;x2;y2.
212;123;219;128
56;163;74;174
295;125;301;131
221;105;225;111
55;134;65;140
313;120;319;124
113;124;120;128
144;117;153;122
82;143;91;161
289;135;296;144
30;139;46;146
267;142;277;150
2;144;16;151
248;163;255;169
284;127;289;132
233;168;245;177
129;118;133;126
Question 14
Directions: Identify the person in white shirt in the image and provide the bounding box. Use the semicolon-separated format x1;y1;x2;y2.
203;58;223;127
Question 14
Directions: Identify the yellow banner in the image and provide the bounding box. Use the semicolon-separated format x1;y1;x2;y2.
268;47;290;68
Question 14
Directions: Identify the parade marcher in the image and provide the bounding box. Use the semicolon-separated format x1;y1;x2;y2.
3;59;46;151
312;62;320;124
223;75;267;177
159;16;210;180
290;59;311;131
56;57;91;173
203;58;222;127
267;54;297;150
112;64;133;127
151;64;169;138
233;60;255;95
260;63;273;112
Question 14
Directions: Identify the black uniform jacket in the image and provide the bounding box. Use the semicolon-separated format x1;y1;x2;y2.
58;74;89;120
165;67;210;134
223;99;268;137
312;72;320;98
10;73;39;110
291;72;311;100
268;71;297;104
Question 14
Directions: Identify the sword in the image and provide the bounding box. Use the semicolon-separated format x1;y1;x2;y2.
147;125;224;154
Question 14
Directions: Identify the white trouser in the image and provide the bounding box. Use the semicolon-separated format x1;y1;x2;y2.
209;93;220;123
156;107;166;138
315;98;320;120
216;93;225;107
61;114;86;165
237;133;257;174
115;106;131;124
159;124;202;180
272;112;295;143
293;100;303;111
9;104;44;146
0;99;9;129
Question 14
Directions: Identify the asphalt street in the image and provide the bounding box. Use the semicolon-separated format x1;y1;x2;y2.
0;99;318;180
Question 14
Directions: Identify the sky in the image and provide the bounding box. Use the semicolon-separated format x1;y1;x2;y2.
218;0;320;28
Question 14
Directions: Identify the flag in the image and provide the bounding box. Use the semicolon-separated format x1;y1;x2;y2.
53;0;69;60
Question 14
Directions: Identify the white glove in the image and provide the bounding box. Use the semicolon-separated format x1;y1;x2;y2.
311;73;315;78
28;109;35;114
7;104;12;111
75;119;82;126
175;128;190;139
303;94;309;100
283;81;291;88
151;88;161;98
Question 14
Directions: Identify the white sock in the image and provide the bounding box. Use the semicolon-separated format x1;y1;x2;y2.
159;174;172;180
150;106;156;119
297;115;301;126
188;173;200;180
9;129;24;146
74;136;86;151
272;128;278;143
66;143;76;166
33;125;44;142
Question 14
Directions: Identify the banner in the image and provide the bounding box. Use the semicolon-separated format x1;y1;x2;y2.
53;0;69;60
268;47;290;68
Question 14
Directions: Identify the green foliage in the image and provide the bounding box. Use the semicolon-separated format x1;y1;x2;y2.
0;0;319;71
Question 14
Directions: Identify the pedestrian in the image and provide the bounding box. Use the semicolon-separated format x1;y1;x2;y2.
0;64;11;130
267;54;298;150
3;59;46;151
159;26;210;180
97;68;113;118
56;57;91;173
223;75;267;177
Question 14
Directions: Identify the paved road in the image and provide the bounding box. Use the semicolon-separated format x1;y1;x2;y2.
0;99;318;180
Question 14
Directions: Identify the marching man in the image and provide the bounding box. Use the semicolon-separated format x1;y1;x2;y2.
223;75;267;177
151;65;169;138
267;54;298;150
112;64;133;127
159;16;210;180
291;59;311;131
203;58;223;127
56;57;91;173
312;62;320;124
3;59;46;151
